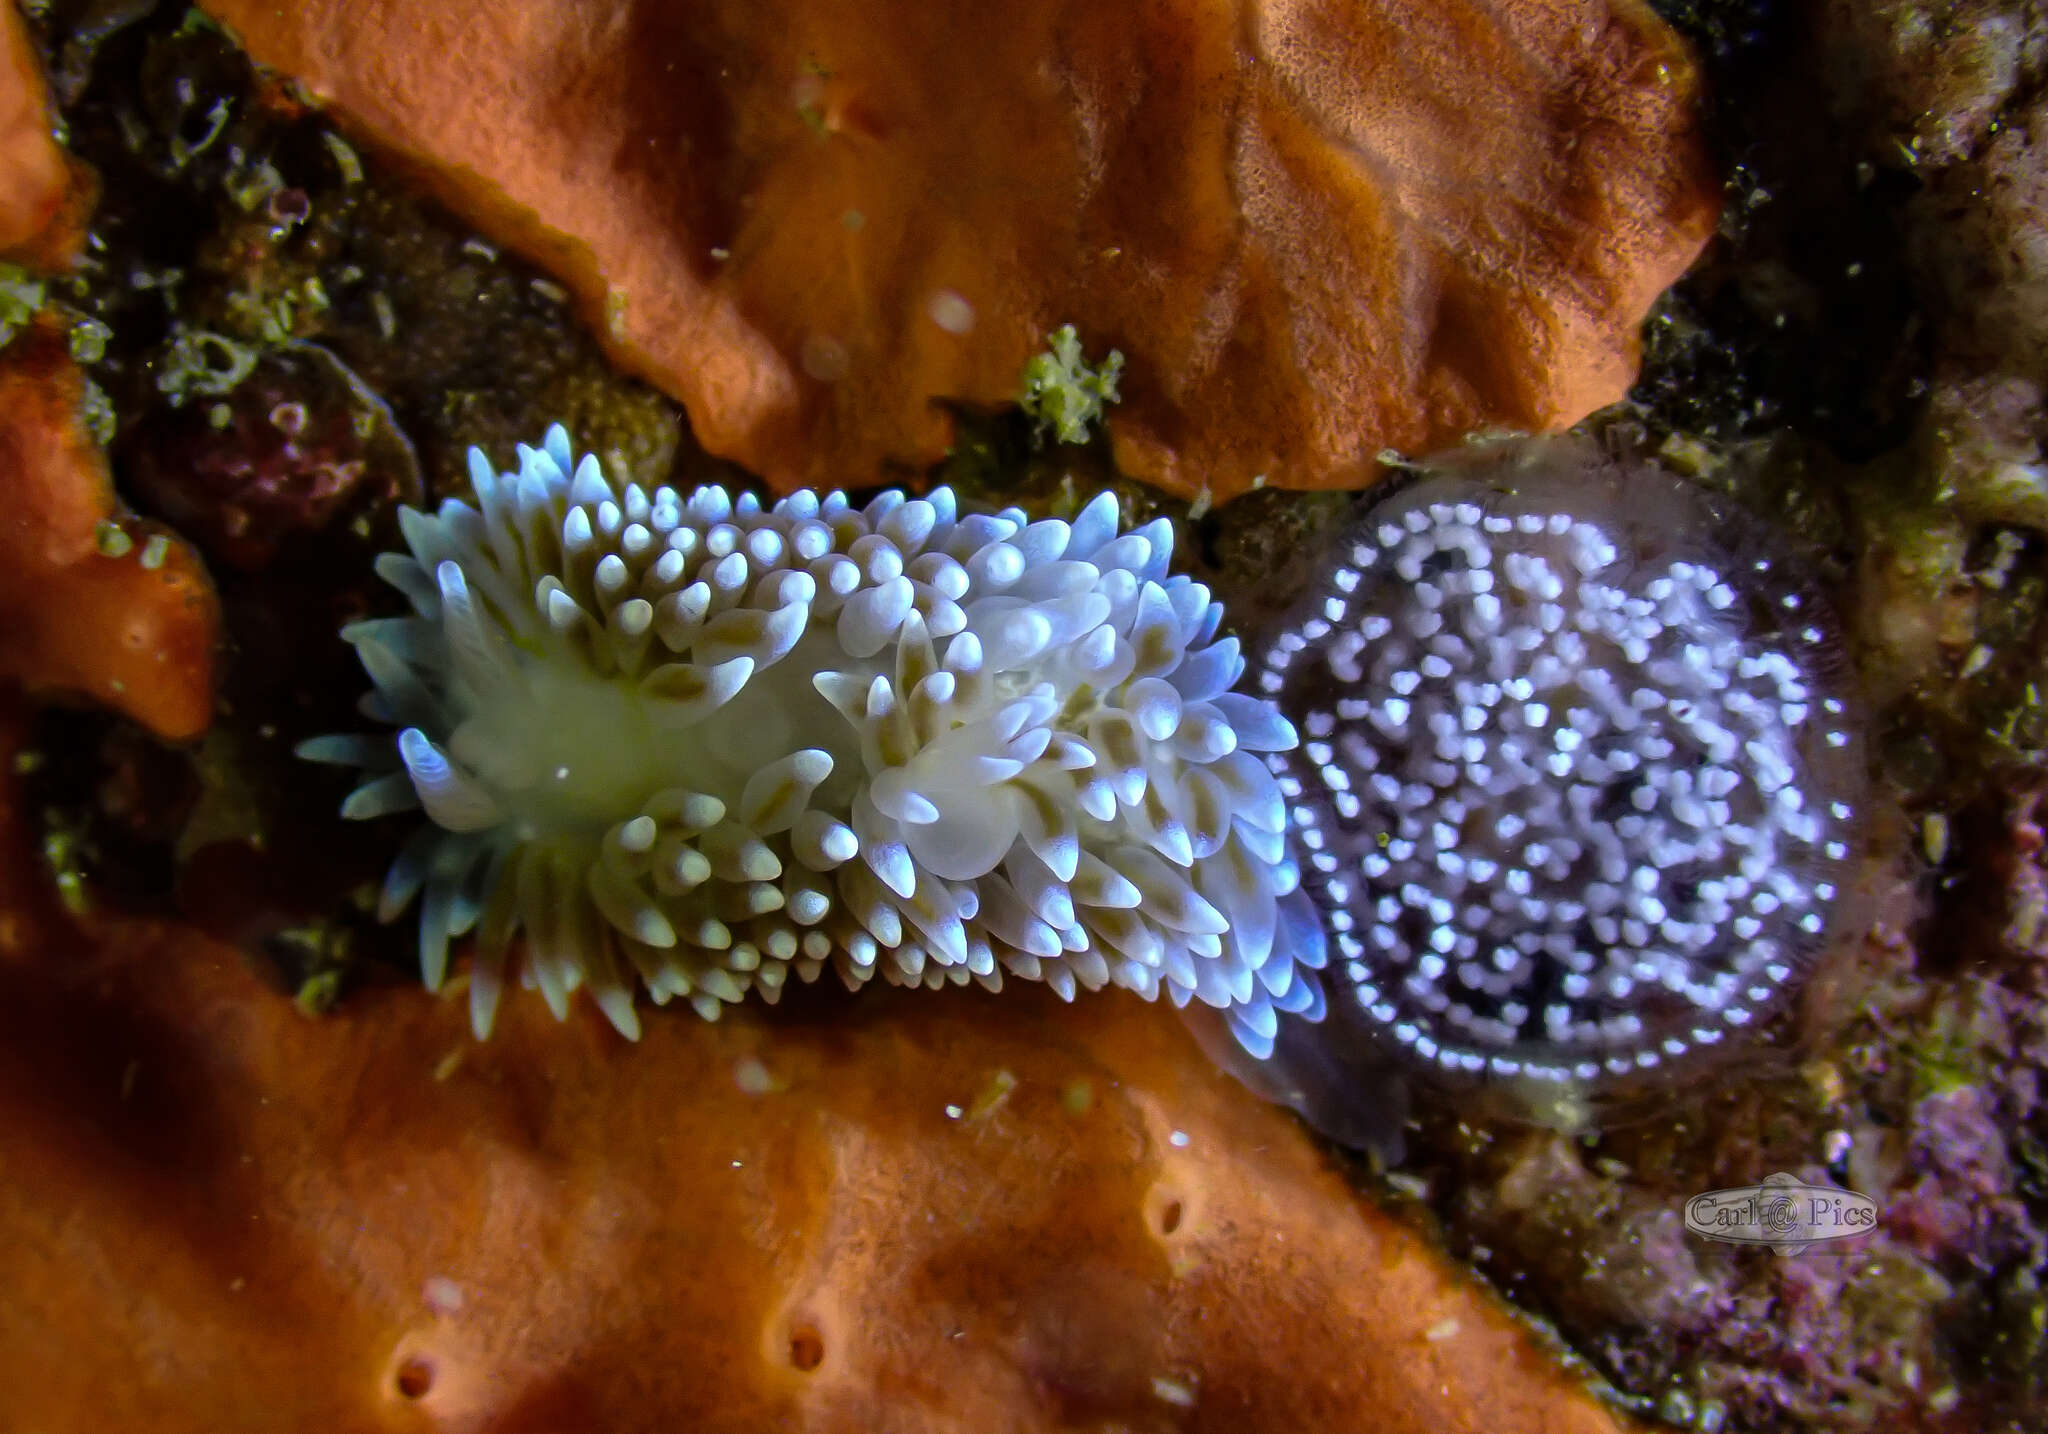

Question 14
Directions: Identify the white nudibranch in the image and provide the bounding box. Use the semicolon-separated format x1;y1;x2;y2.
300;426;1327;1052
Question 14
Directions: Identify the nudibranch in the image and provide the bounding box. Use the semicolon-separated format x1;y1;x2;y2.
1252;440;1865;1124
301;426;1328;1051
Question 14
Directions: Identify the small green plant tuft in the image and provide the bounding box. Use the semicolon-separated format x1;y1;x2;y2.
1019;324;1123;446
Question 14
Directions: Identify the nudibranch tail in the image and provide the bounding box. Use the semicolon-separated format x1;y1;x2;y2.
301;425;1327;1051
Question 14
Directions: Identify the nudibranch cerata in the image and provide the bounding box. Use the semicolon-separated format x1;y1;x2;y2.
301;426;1330;1053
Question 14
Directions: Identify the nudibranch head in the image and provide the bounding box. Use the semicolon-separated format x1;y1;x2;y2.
301;426;1327;1050
1255;440;1864;1120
